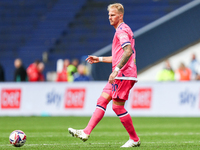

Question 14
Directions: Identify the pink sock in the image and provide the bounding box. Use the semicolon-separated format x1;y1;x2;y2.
83;96;109;135
112;103;139;141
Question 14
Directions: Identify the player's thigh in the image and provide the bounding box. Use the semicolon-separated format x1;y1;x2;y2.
102;81;112;102
113;99;125;106
112;80;136;100
101;92;112;102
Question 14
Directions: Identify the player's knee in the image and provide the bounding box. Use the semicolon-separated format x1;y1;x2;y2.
112;99;127;115
112;103;122;114
97;96;109;109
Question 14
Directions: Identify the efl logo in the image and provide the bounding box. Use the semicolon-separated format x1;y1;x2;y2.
131;88;152;109
64;88;86;108
1;89;21;109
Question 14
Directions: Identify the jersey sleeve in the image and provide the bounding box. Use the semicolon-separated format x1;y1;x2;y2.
117;30;131;48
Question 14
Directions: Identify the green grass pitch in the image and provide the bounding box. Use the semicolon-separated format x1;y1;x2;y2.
0;116;200;149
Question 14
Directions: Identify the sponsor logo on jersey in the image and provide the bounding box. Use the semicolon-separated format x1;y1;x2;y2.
131;88;152;109
64;88;85;108
118;33;128;40
1;89;21;109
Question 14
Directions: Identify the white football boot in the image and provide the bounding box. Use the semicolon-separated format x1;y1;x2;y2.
68;128;90;142
121;139;141;148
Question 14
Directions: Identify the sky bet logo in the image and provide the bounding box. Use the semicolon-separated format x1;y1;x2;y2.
179;89;197;107
46;89;62;107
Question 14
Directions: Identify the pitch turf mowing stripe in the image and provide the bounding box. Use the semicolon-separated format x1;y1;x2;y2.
1;132;200;137
0;117;200;150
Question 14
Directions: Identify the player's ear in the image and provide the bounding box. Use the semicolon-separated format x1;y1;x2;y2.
119;13;123;20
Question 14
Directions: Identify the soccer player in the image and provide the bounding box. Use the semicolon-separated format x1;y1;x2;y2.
68;3;140;147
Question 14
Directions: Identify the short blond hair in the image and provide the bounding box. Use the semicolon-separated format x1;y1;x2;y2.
107;3;124;15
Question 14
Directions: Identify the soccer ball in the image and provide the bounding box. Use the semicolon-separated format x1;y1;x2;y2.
9;130;26;147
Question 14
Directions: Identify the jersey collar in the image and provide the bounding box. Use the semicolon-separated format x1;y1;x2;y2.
116;22;124;30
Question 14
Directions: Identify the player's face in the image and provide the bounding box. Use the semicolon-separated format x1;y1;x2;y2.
108;8;122;28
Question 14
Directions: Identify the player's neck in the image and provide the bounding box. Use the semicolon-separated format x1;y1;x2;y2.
114;21;124;29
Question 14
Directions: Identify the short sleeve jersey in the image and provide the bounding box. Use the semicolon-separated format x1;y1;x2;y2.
112;22;137;80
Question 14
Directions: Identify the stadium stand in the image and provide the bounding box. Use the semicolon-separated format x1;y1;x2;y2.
53;0;191;55
0;0;59;81
91;1;200;80
0;0;192;81
18;0;87;80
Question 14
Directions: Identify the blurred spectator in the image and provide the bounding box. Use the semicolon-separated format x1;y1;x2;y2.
189;53;200;80
175;62;191;81
0;63;5;81
14;58;27;82
37;62;45;81
56;59;70;82
67;58;79;82
74;64;92;81
26;60;40;82
156;60;175;81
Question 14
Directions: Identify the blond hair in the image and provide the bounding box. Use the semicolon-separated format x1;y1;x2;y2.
107;3;124;15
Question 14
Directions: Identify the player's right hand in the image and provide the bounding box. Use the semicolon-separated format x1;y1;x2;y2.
86;55;99;64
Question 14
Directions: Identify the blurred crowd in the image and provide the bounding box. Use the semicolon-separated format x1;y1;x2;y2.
0;58;92;82
156;53;200;81
0;53;199;82
55;58;92;82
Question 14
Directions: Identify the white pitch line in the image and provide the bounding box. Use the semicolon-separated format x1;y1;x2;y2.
138;132;200;136
143;141;200;144
1;141;200;147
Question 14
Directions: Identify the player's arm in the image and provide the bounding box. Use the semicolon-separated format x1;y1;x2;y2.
86;55;112;64
100;56;112;63
116;44;133;69
108;44;133;84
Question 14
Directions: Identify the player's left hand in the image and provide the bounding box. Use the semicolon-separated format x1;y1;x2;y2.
109;71;118;84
